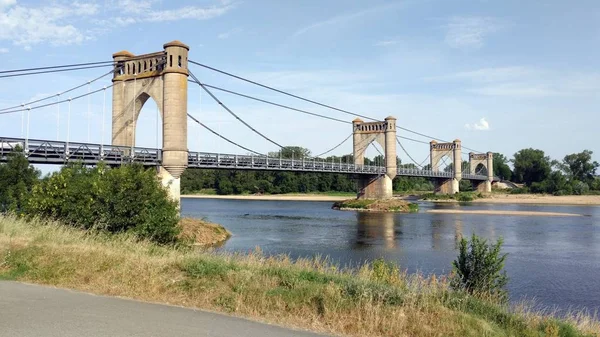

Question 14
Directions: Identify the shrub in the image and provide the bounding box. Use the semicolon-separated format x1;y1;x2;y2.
451;233;509;302
0;147;40;212
26;163;180;244
456;192;475;202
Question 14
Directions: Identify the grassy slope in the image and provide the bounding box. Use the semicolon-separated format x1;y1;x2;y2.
0;215;597;337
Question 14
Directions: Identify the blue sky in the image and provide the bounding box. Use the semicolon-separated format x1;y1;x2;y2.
1;0;599;168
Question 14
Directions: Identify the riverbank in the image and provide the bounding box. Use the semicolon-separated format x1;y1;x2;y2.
473;194;600;205
0;215;597;337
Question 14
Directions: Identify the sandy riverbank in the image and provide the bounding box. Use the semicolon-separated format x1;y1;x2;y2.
427;209;582;217
182;194;350;202
473;194;600;205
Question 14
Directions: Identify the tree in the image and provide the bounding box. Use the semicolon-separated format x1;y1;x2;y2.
451;234;509;302
562;150;599;184
0;147;40;212
269;146;311;159
511;148;551;186
493;153;512;181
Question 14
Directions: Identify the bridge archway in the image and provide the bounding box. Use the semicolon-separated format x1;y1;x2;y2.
430;140;462;194
134;92;162;149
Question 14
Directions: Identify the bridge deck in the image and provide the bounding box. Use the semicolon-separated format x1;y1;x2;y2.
0;138;491;180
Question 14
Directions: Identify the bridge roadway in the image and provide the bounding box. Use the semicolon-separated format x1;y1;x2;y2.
0;137;491;181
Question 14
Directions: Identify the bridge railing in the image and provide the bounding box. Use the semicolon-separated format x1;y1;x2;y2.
1;137;494;180
187;152;386;174
0;138;161;165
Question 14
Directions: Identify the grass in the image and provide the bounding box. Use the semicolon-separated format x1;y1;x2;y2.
333;199;420;213
0;215;597;337
177;217;231;246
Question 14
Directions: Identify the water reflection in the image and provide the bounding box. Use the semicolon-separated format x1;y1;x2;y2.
354;212;396;249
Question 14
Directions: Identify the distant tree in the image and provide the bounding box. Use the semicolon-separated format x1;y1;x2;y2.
561;150;599;184
269;146;311;159
493;153;513;181
511;148;551;186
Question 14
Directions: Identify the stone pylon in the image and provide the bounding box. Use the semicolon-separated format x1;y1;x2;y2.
111;41;189;204
352;116;397;199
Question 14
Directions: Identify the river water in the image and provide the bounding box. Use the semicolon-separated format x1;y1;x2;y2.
181;198;600;313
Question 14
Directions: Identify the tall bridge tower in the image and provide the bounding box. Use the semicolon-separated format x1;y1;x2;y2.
352;116;397;199
111;41;189;202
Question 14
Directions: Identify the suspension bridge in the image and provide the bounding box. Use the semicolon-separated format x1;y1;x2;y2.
0;41;498;201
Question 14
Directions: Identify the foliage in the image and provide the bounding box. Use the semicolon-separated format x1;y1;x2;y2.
0;147;41;212
493;153;513;181
451;234;509;302
26;163;180;244
561;150;599;184
512;148;552;186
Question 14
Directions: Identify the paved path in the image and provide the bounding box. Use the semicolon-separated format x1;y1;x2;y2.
0;282;326;337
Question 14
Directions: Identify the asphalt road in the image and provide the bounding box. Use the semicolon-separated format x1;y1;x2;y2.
0;281;326;337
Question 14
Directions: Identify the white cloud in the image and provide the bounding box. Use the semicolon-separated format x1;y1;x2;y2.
108;1;235;26
218;28;242;39
0;2;98;48
427;66;600;98
465;118;490;131
294;3;403;37
0;1;235;49
0;0;16;9
375;39;399;47
444;16;502;49
0;47;8;53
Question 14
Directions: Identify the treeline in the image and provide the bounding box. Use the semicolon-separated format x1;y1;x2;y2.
500;149;600;195
182;146;600;196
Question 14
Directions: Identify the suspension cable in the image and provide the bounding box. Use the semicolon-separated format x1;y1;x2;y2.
0;83;117;115
0;66;119;112
0;60;114;75
188;59;484;153
313;133;353;158
396;137;424;168
0;64;114;79
188;70;284;149
186;113;266;156
194;82;351;125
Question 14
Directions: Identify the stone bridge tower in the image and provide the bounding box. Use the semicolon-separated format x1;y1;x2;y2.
352;116;397;199
111;41;189;203
469;152;494;192
430;140;462;194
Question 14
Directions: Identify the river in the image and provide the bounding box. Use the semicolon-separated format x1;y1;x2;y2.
181;198;600;313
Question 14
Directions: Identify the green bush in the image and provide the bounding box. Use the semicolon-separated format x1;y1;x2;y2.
456;193;475;202
26;163;180;244
451;234;509;302
0;146;40;212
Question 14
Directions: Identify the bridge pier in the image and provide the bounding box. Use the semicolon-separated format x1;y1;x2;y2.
357;175;393;199
434;178;460;194
474;180;492;193
157;166;181;205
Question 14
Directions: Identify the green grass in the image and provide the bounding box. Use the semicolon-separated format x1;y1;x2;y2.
0;215;597;337
421;192;484;202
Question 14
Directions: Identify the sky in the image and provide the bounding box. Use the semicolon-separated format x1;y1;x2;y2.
1;0;599;171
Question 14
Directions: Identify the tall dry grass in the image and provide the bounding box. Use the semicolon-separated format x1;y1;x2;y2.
0;215;597;337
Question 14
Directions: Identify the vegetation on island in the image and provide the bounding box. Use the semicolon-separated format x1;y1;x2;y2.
1;215;597;337
181;146;600;197
421;191;485;202
332;199;419;213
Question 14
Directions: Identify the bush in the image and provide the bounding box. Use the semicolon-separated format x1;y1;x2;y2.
26;163;180;244
451;234;509;302
0;147;40;212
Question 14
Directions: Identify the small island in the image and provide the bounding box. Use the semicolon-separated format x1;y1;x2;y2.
332;198;419;212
